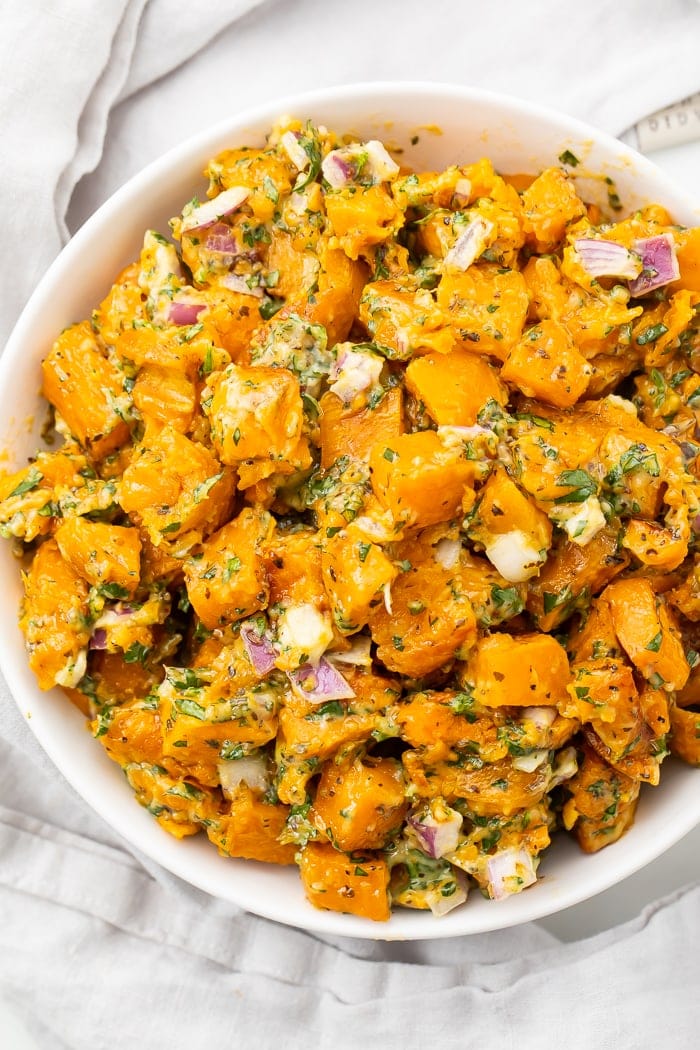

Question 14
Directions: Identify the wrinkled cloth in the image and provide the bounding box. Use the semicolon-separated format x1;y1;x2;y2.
2;1;700;1047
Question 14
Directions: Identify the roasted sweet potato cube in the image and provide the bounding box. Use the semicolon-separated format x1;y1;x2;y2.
207;785;296;865
298;842;390;922
562;745;640;852
312;757;408;851
321;521;398;634
566;658;663;784
266;526;326;607
470;467;552;582
404;348;507;426
527;527;628;631
41;320;131;458
403;751;551;818
501;320;590;408
98;700;169;769
120;425;235;544
669;705;700;765
184;507;273;629
279;246;368;346
275;668;399;804
359;278;455;358
325;185;402;259
396;689;506;762
468;632;571;708
93;261;145;346
205;362;311;484
123;762;217;839
19;538;90;690
55;518;141;595
160;673;279;767
436;264;529;360
132;364;198;433
521;167;586;252
369;430;475;528
604;578;689;692
369;533;477;677
319;386;404;469
621;518;688;572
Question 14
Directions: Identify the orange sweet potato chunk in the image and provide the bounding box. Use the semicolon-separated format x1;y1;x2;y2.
298;842;390;921
369;532;477;677
184;507;273;629
319;386;404;469
312;757;408;851
403;750;551;817
404;348;507;426
120;425;235;544
604;578;689;692
521;167;586;252
206;363;311;485
436;264;529;360
325;185;402;259
207;785;296;865
527;527;628;631
472;468;552;547
132;364;197;433
669;706;700;765
369;430;475;527
562;745;640;853
468;632;571;708
55;518;141;595
501;319;590;408
42;321;130;459
19;538;91;690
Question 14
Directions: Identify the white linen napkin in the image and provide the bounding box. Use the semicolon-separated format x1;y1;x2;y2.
2;1;700;1046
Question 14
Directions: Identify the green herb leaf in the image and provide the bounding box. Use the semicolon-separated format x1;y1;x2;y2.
558;149;580;167
7;467;43;499
636;323;669;346
554;469;597;504
124;642;150;665
98;582;130;600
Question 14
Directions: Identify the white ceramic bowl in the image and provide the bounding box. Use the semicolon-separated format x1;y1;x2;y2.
2;82;700;941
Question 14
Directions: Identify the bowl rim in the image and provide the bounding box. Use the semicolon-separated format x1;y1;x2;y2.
2;79;700;941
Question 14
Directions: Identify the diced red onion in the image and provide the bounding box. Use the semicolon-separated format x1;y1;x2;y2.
181;186;250;234
444;216;494;272
408;808;463;859
512;748;550;773
168;301;206;326
205;224;239;254
94;604;136;629
364;140;400;182
521;705;557;729
453;177;472;206
326;634;372;668
240;623;277;675
287;657;355;703
280;130;309;171
220;273;264;298
486;848;538;901
628;233;680;296
549;746;579;789
321;151;354;189
434;537;461;569
218;755;269;797
89;628;107;651
573;238;642;279
430;869;469;916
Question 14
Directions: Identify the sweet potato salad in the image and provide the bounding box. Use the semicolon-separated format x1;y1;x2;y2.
3;119;700;921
